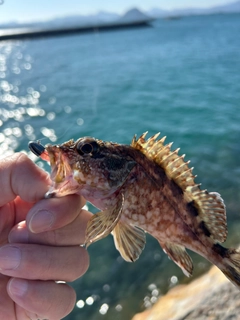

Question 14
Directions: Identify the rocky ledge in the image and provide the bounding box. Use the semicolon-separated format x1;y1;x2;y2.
132;266;240;320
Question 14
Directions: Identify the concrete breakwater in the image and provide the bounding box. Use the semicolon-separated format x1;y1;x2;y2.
0;19;153;41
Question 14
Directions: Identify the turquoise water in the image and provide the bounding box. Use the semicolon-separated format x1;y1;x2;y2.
0;13;240;320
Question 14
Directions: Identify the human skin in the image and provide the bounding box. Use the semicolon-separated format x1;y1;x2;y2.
0;153;92;320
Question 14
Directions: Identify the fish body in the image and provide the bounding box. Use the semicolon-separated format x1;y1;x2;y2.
33;133;240;287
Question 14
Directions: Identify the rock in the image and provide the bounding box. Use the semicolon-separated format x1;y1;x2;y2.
132;266;240;320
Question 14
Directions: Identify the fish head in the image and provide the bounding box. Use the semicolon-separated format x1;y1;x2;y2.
45;137;136;200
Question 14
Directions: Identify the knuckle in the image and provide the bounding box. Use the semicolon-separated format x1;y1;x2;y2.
11;153;48;202
46;229;59;246
13;152;30;164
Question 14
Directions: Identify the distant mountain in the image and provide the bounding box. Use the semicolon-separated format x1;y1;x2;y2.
0;2;240;30
147;8;169;18
48;12;120;26
0;11;120;29
0;8;151;30
96;11;120;22
118;8;151;22
206;0;240;13
147;0;240;18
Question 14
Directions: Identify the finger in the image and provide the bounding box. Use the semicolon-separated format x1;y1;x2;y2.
26;194;86;233
0;243;89;282
0;196;38;243
9;194;89;245
8;278;76;320
0;153;50;206
0;274;15;318
9;209;92;246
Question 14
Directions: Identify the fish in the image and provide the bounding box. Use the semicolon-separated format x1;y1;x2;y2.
29;132;240;288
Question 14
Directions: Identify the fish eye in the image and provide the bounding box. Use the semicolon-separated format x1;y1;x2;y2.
76;139;99;156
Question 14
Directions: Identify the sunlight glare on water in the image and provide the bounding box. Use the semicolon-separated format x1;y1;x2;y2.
0;13;240;320
0;42;71;161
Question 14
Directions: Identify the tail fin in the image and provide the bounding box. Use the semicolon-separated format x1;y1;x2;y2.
220;248;240;288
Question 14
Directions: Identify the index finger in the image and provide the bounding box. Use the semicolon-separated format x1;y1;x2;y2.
0;153;50;206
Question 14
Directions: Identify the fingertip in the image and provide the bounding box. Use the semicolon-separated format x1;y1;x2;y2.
7;278;28;298
77;247;90;279
8;279;77;319
8;221;29;243
27;195;86;234
28;209;55;233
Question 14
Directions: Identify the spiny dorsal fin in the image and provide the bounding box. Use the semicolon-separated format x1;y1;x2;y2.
131;132;196;191
131;133;227;243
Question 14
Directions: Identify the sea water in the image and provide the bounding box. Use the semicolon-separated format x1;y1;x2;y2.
0;13;240;320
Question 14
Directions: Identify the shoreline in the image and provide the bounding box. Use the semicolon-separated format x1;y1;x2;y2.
0;19;153;41
132;265;240;320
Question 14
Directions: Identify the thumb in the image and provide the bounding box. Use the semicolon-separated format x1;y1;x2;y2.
0;153;50;206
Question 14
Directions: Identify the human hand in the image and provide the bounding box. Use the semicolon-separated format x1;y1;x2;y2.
0;153;91;320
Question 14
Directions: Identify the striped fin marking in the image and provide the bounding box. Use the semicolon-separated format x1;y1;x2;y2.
131;133;227;243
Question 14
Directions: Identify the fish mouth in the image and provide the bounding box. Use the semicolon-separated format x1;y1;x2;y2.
45;178;80;198
44;145;80;198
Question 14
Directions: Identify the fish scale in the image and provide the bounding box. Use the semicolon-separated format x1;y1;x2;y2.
29;132;240;289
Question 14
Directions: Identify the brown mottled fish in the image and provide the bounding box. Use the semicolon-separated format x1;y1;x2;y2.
29;132;240;288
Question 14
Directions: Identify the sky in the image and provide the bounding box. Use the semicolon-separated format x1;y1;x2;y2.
0;0;235;23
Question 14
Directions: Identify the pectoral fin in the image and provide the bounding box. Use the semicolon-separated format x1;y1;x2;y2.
85;194;124;247
160;241;193;277
112;221;146;262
